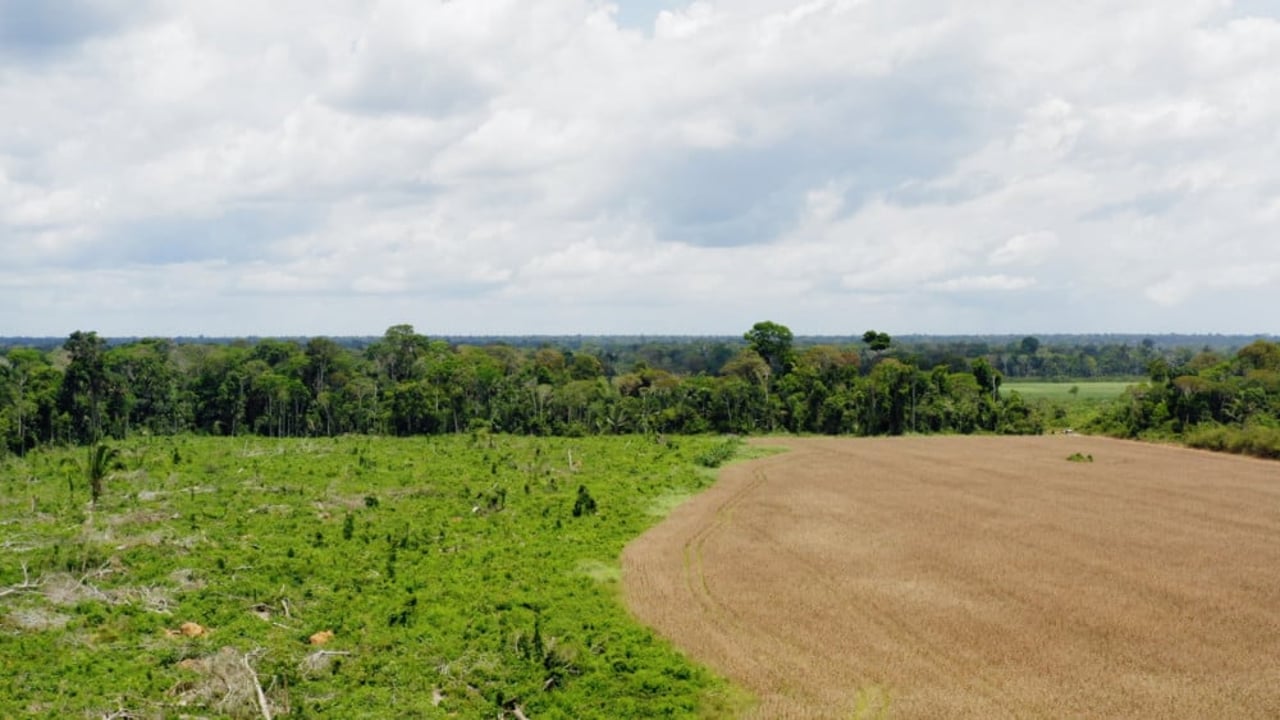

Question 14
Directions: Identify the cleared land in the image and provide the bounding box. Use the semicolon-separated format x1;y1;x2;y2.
0;436;741;718
1003;380;1135;401
622;436;1280;719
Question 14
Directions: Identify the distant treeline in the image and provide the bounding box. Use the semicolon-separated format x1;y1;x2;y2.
8;331;1270;379
2;323;1277;454
1091;340;1280;458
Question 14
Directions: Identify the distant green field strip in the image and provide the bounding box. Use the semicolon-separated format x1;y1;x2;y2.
1004;381;1135;400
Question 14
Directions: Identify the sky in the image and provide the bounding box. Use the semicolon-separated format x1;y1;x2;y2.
2;0;1279;338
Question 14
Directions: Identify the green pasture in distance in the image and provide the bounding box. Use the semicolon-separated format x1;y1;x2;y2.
1003;381;1137;401
1006;380;1138;430
0;434;749;720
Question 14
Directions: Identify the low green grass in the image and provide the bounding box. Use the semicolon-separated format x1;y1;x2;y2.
1004;381;1136;431
0;434;748;719
1002;381;1136;401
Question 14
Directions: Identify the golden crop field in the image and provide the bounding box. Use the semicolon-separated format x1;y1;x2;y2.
622;436;1280;719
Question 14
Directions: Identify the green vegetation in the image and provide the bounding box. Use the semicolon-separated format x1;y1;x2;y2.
1066;452;1094;463
1004;381;1136;431
849;684;892;720
0;434;749;718
1183;424;1280;459
2;324;1276;468
693;437;743;469
1;326;1276;715
1002;381;1134;401
0;323;1056;453
1090;340;1280;460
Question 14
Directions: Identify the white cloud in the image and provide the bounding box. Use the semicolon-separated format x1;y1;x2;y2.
989;231;1058;266
1;0;1279;336
654;2;715;40
928;274;1036;292
1146;263;1280;306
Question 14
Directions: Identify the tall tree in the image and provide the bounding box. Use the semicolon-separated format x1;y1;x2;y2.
59;331;110;443
105;339;179;437
744;321;795;376
304;337;353;435
971;357;1002;401
862;330;892;353
370;324;431;383
0;349;54;454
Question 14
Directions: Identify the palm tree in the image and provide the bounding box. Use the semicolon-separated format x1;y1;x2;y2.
87;443;121;506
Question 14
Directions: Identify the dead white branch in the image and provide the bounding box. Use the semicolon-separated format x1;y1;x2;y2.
299;649;352;677
72;565;114;603
241;650;273;720
0;562;42;597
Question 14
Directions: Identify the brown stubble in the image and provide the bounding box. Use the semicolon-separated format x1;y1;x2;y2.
621;436;1280;719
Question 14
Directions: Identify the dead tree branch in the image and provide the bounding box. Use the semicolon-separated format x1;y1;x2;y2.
241;650;273;720
0;562;41;598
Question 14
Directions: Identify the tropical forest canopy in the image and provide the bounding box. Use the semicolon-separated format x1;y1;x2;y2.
2;323;1279;458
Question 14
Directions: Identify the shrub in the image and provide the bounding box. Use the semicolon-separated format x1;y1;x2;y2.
1186;424;1280;460
695;437;742;468
572;485;597;517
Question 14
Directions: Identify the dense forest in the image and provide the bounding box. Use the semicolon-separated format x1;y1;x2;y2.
2;323;1278;457
6;331;1258;379
1091;339;1280;457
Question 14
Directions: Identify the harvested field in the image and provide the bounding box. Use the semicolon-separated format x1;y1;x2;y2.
622;436;1280;719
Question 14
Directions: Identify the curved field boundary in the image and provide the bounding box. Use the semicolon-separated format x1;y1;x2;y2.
621;436;1280;719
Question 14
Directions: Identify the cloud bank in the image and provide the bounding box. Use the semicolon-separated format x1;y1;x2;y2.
2;0;1278;336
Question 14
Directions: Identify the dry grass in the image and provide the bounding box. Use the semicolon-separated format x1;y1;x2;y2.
5;607;71;631
171;647;270;718
34;568;175;615
622;436;1280;719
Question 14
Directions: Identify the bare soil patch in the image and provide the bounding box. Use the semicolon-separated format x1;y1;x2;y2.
622;436;1280;719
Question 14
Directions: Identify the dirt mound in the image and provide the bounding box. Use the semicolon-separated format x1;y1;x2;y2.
622;436;1280;719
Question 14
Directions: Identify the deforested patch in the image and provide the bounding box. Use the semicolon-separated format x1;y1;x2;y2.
624;435;1280;719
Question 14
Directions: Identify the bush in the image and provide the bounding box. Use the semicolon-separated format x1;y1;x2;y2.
1185;424;1280;459
694;437;742;468
572;485;597;517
